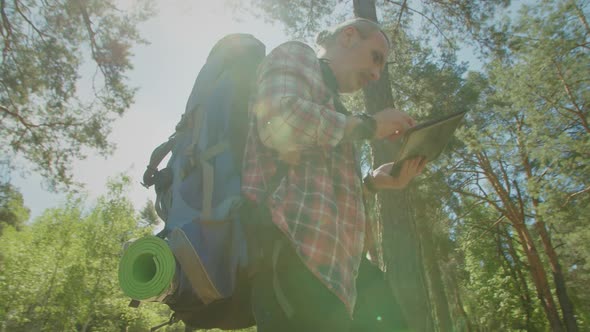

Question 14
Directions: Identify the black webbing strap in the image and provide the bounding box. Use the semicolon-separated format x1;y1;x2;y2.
319;58;350;116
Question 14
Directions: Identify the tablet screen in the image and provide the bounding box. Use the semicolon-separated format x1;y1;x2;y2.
389;111;466;176
397;111;467;162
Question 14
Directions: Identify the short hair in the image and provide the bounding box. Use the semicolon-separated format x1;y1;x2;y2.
315;18;391;49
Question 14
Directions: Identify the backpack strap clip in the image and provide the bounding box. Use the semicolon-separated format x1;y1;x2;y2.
150;314;179;332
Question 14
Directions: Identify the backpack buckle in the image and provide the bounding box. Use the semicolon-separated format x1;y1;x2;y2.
141;165;158;188
150;314;179;332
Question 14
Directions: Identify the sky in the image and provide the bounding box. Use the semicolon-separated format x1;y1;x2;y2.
14;0;289;219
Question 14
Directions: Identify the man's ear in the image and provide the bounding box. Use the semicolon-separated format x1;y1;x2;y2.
338;26;358;48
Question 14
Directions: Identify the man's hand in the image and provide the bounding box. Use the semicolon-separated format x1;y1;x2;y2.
369;157;427;190
372;108;415;140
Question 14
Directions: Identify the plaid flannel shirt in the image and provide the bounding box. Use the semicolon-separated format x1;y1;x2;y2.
241;41;366;315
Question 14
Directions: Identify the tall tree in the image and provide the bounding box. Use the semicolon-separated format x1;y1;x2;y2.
505;3;588;330
454;200;546;330
450;1;588;329
0;0;154;190
454;117;567;331
353;2;437;331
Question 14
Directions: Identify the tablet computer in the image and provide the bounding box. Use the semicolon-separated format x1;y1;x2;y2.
389;111;467;176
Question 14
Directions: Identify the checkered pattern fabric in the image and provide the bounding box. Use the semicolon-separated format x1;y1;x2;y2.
242;41;366;314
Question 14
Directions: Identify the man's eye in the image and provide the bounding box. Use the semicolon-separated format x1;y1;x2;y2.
372;52;382;64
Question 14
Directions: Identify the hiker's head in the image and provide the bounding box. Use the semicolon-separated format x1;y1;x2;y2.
316;18;390;93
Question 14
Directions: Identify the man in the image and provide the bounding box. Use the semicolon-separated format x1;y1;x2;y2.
242;18;426;331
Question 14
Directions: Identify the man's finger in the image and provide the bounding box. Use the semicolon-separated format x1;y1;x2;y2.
418;157;426;168
399;160;412;178
416;158;427;175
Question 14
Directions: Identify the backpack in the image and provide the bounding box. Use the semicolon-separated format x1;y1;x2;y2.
123;33;266;331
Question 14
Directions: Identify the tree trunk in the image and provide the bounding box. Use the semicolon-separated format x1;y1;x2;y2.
420;220;453;332
534;219;578;332
519;133;579;331
379;189;434;332
352;0;434;330
503;226;535;331
512;222;564;331
444;265;473;332
474;150;565;331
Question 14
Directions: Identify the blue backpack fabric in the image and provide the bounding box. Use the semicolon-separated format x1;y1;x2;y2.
140;33;265;330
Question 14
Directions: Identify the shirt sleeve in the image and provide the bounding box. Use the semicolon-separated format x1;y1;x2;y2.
252;42;347;152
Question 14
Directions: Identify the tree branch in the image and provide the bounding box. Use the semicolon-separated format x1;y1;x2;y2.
513;180;525;221
395;0;407;31
573;0;590;35
449;199;488;221
460;219;510;241
1;104;82;131
384;0;454;48
476;151;522;223
0;105;39;128
498;158;511;196
14;0;49;41
524;80;581;124
76;0;111;85
552;59;589;132
454;187;506;216
561;186;590;208
0;0;13;60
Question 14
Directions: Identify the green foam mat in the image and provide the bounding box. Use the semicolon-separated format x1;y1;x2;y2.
118;236;176;300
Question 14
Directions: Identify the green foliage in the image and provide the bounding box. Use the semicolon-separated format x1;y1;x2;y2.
226;0;345;40
140;198;162;227
448;0;589;330
228;0;510;51
0;177;181;331
0;0;154;190
454;201;547;330
503;0;590;269
0;183;30;233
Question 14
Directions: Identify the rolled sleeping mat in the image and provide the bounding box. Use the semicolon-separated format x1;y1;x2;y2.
118;236;177;301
